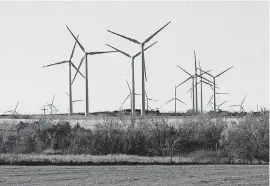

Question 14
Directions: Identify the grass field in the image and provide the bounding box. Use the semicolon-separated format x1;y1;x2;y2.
0;165;268;185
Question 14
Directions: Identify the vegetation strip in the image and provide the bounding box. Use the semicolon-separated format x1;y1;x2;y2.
0;112;268;165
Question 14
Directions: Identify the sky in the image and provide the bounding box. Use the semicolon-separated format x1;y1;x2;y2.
0;1;268;114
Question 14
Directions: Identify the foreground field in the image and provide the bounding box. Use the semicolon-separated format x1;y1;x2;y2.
0;165;268;185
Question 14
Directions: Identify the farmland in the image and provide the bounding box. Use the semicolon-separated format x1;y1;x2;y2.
0;165;268;185
0;114;242;130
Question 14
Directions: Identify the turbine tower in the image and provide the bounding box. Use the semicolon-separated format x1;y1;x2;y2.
163;85;186;114
106;42;157;116
120;79;140;112
107;21;171;116
66;26;118;116
43;34;85;115
194;51;198;114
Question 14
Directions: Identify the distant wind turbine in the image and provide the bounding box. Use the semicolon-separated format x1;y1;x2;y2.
163;85;186;114
177;65;213;114
42;94;60;114
209;100;227;111
5;101;19;115
230;95;247;112
199;66;233;112
120;79;140;112
145;91;158;111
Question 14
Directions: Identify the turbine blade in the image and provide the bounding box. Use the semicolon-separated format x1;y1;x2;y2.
194;50;197;70
66;26;85;53
121;95;130;107
133;41;157;58
199;68;214;77
52;105;59;113
199;68;212;77
241;95;247;105
66;92;69;97
197;74;214;84
107;30;141;44
126;79;131;93
215;66;233;78
176;77;192;88
106;44;131;57
69;34;79;61
72;55;85;84
52;94;55;105
176;98;187;105
15;101;19;111
87;51;118;55
208;95;213;105
216;92;229;95
70;62;85;79
177;65;192;77
143;51;147;82
148;98;158;102
43;61;69;68
72;100;83;103
163;98;174;106
191;80;193;98
230;105;240;107
219;100;227;107
198;60;202;71
201;80;213;87
186;81;199;93
143;21;171;44
209;103;214;109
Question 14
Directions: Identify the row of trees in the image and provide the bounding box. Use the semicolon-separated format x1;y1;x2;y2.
0;111;268;163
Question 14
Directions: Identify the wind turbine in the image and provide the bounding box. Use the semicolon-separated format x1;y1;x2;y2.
230;95;247;112
177;65;213;114
145;91;158;111
107;21;171;116
163;85;186;114
66;26;118;116
43;34;85;115
199;66;233;112
43;94;60;114
106;41;157;116
120;79;140;112
207;92;229;111
209;100;227;111
5;101;19;115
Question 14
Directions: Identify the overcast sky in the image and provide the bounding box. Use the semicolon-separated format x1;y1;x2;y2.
0;1;268;114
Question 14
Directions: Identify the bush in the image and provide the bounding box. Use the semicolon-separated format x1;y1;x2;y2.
221;112;269;164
